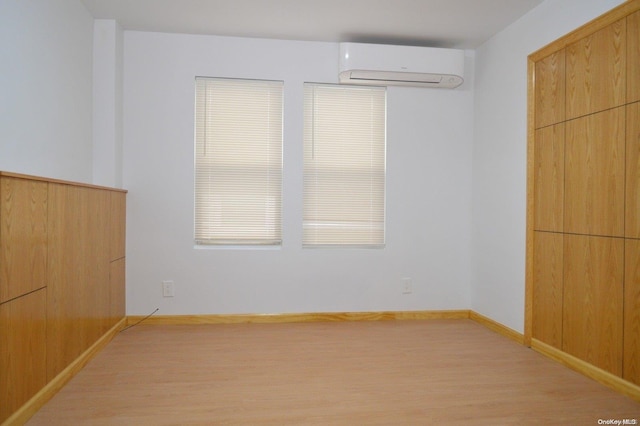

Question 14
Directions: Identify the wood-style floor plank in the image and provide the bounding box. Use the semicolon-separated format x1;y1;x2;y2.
27;320;639;425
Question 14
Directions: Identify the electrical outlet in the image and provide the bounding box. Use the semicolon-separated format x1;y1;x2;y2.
162;280;175;297
402;277;412;294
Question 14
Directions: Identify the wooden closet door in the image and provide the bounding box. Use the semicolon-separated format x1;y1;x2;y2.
624;239;640;385
534;123;564;232
566;18;626;120
535;50;565;129
628;11;640;103
563;234;623;375
564;107;625;237
532;231;563;348
627;102;640;239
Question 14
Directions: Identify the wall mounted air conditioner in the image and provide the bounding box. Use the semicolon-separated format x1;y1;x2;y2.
339;43;465;89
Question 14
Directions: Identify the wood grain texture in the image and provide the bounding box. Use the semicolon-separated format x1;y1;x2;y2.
534;124;564;232
0;288;47;424
0;172;127;424
564;107;625;237
0;177;47;304
128;310;524;343
528;0;640;391
562;234;624;375
535;50;565;128
624;239;640;386
628;10;640;103
469;310;524;344
27;320;640;425
109;191;126;262
46;184;111;380
532;338;640;403
566;18;626;120
110;258;126;327
126;310;471;325
532;231;563;349
3;317;126;426
627;102;640;238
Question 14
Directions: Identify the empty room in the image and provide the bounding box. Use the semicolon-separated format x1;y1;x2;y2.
1;0;639;424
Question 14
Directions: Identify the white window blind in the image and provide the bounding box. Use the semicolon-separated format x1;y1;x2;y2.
194;77;283;245
303;83;386;247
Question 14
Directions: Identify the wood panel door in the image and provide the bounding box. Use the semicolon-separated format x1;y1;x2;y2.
566;18;626;120
562;234;623;375
47;184;111;379
532;231;563;348
0;288;47;424
626;102;640;239
564;107;625;237
534;123;564;232
624;239;640;385
535;50;565;129
0;177;47;303
628;11;640;103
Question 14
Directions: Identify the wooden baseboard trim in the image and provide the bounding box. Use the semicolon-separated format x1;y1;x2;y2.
128;310;526;347
531;339;640;403
2;317;127;426
129;310;526;346
126;309;471;325
469;311;525;344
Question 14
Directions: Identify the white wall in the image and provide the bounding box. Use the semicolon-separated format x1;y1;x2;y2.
3;0;625;326
123;31;475;315
471;0;626;333
93;19;124;188
0;0;94;182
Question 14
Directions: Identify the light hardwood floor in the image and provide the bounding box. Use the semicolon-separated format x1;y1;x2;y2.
27;319;639;425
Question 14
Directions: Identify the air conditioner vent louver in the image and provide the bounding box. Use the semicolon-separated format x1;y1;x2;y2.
339;43;465;89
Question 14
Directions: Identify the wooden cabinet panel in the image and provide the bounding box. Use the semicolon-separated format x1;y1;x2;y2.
626;102;640;238
87;189;112;341
532;232;563;348
110;258;126;327
562;235;623;375
47;184;111;379
624;239;640;385
535;50;565;128
566;19;626;119
0;288;47;423
564;107;625;237
534;124;564;232
530;1;640;390
0;177;47;303
110;191;126;261
628;11;640;103
0;172;126;422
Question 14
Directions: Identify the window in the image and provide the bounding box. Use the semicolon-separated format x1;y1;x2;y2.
194;77;283;245
303;83;386;247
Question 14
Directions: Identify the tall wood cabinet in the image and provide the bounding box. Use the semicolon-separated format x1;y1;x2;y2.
528;1;640;390
0;172;126;423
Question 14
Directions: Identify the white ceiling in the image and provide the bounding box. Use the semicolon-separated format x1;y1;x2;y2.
80;0;545;49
